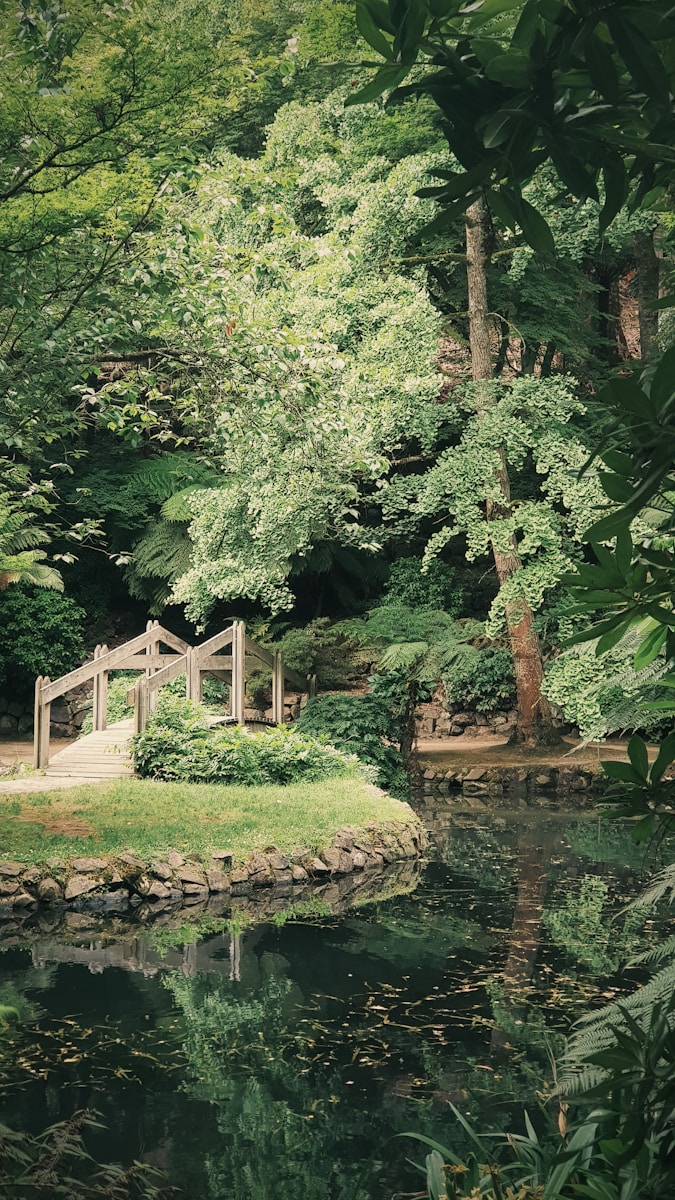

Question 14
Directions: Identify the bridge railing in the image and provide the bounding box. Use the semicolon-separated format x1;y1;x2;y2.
35;620;317;768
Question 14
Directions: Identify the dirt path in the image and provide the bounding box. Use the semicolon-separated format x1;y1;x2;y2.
416;733;649;773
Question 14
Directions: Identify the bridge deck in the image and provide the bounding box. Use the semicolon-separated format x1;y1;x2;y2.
44;719;134;780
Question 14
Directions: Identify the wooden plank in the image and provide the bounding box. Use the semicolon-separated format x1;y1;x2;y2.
272;651;284;724
112;654;186;669
194;625;235;661
153;625;191;655
185;647;201;701
244;637;275;669
199;655;233;672
144;653;188;693
283;665;309;690
231;621;245;723
41;629;164;702
244;635;307;689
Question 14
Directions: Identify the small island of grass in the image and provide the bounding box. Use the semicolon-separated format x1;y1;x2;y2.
0;775;415;867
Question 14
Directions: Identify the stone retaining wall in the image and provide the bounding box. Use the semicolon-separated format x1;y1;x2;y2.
0;684;93;740
0;819;427;919
415;690;570;740
419;763;602;800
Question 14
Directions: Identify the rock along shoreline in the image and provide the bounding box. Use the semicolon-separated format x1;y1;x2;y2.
0;817;428;919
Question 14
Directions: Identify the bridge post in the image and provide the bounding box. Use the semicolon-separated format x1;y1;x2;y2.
231;621;245;724
133;677;148;735
146;620;160;713
185;646;201;702
34;676;51;769
272;651;284;724
92;644;109;731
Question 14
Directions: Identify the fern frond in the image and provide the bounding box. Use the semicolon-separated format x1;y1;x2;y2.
123;454;219;506
628;863;675;909
563;958;675;1071
379;641;429;672
129;521;193;581
160;486;203;522
628;933;675;968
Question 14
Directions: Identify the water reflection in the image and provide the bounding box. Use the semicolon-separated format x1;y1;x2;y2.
0;802;661;1199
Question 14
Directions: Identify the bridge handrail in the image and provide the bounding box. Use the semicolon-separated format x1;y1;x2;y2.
39;625;189;704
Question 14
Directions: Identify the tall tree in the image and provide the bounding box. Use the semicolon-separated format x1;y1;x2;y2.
465;197;556;743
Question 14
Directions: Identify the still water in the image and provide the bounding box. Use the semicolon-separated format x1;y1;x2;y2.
0;801;659;1198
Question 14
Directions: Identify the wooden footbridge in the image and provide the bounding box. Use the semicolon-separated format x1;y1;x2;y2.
33;621;316;775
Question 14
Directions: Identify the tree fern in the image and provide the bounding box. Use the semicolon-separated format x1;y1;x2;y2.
0;498;63;591
123;460;219;613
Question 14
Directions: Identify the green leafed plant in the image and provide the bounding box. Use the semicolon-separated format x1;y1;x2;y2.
131;694;354;785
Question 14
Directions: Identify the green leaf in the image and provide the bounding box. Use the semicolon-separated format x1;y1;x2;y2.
480;110;514;148
608;14;670;104
600;154;629;232
632;813;656;843
627;734;649;781
649;343;675;409
649;731;675;783
599;472;634;504
584;508;632;543
596;620;632;655
584;31;620;103
360;0;396;34
601;760;644;784
548;141;599;201
356;4;394;59
426;1150;448;1200
515;196;555;256
345;63;411;105
615;528;633;577
485;52;535;87
633;623;667;671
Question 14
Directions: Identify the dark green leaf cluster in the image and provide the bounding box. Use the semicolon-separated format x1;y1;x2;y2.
0;588;85;695
443;646;515;714
131;695;353;785
350;0;675;250
295;689;408;795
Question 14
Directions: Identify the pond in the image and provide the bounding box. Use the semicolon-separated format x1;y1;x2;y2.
0;798;660;1199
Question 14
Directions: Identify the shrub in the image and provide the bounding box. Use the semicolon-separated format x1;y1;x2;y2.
383;555;464;615
295;690;408;797
543;641;670;740
277;619;363;688
0;588;85;695
442;647;515;714
131;695;353;785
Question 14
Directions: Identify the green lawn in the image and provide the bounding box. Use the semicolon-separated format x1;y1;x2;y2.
0;777;415;866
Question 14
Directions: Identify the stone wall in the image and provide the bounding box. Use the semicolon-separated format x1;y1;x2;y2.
415;687;569;739
0;818;428;920
419;762;601;801
0;684;92;740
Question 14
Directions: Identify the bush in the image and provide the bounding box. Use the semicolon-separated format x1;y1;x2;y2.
383;555;464;615
295;690;408;797
131;695;353;785
443;647;515;714
543;641;671;740
0;588;85;696
277;619;363;688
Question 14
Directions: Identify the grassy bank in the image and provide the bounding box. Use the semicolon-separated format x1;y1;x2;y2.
0;776;414;866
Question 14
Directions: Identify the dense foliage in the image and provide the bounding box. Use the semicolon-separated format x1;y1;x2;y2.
131;695;354;785
0;589;85;694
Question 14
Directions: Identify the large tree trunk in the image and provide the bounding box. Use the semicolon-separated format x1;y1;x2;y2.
466;198;558;745
633;229;659;363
